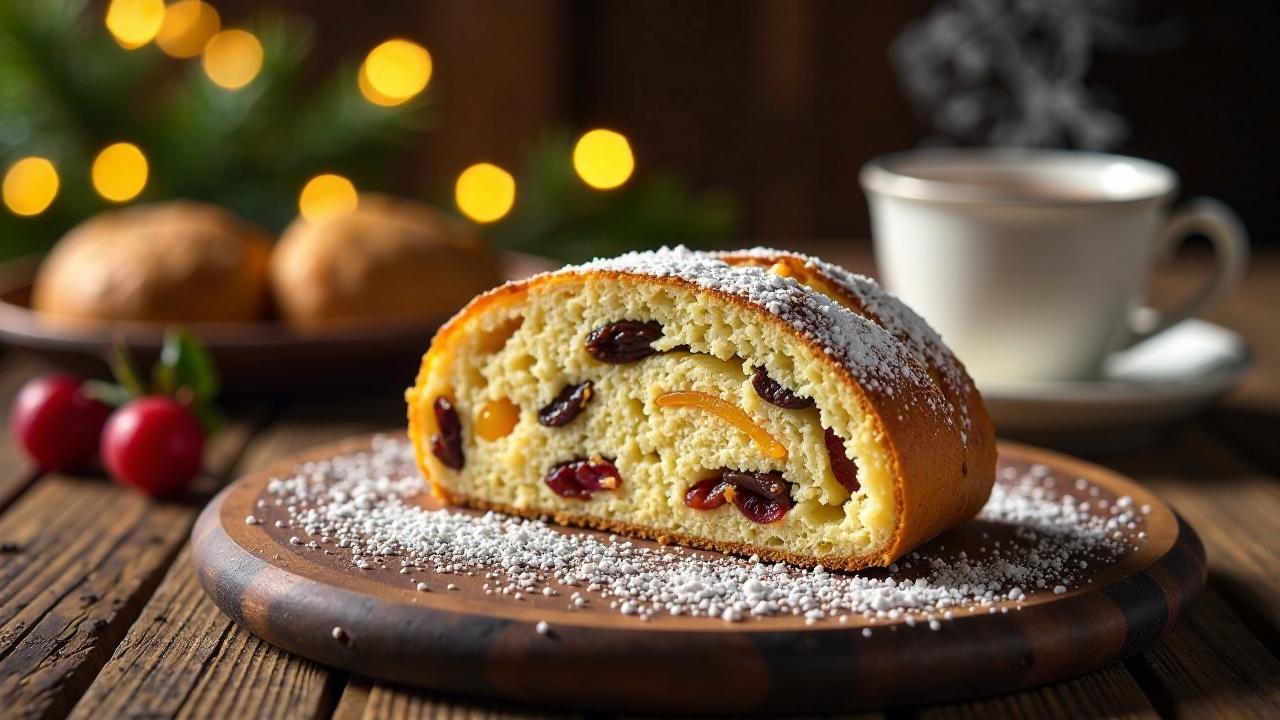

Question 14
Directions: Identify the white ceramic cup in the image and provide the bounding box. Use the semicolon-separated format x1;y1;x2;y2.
861;148;1249;384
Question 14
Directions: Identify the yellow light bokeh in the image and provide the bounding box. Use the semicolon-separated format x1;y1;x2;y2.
455;163;515;224
359;39;432;107
92;142;149;202
202;29;264;90
573;129;635;190
155;0;221;59
105;0;165;49
299;174;358;221
357;64;401;107
3;157;59;217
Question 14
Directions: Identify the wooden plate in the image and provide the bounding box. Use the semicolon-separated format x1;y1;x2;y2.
0;252;556;394
191;436;1204;714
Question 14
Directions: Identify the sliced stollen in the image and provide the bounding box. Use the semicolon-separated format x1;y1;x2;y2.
406;247;995;570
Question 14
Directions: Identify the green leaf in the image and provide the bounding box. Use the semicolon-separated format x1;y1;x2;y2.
189;400;224;437
80;379;133;407
156;327;220;403
108;342;146;397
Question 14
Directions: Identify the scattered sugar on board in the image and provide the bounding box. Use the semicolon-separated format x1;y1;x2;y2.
260;437;1146;628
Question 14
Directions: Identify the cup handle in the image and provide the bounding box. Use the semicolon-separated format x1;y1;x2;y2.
1128;197;1249;344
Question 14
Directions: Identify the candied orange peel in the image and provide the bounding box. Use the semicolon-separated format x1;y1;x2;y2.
655;390;788;459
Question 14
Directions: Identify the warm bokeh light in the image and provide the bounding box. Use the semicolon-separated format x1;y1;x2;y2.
92;142;149;202
105;0;165;49
455;163;516;223
155;0;221;59
573;129;635;190
3;157;60;217
299;174;358;221
359;39;432;107
357;66;399;107
202;29;264;90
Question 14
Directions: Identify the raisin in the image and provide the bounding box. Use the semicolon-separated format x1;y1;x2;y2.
585;320;663;363
722;469;790;502
684;469;792;523
545;456;622;499
734;486;791;524
538;380;594;427
429;397;464;470
684;477;730;510
751;367;815;409
824;427;860;492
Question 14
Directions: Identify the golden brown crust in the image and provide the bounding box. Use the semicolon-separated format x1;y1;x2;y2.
717;251;997;549
32;201;272;325
271;194;502;328
407;250;997;570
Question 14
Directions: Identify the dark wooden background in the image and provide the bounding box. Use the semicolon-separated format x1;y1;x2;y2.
214;0;1280;245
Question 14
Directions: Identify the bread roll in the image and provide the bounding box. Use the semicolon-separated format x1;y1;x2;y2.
270;194;502;328
32;201;272;325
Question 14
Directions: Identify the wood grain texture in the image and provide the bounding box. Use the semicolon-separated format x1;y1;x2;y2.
0;351;52;512
67;547;337;720
0;400;263;720
917;662;1158;720
1101;426;1280;638
67;398;397;719
0;479;190;720
191;436;1204;715
1128;589;1280;720
361;684;585;720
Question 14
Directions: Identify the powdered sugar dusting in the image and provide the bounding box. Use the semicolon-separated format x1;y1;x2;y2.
570;247;938;407
255;437;1150;628
719;247;975;439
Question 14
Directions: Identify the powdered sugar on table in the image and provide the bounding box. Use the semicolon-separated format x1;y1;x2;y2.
257;437;1149;628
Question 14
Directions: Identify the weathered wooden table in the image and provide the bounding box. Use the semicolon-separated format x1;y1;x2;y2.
1;246;1277;719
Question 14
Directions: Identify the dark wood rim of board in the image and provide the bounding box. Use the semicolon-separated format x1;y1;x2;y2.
191;435;1205;715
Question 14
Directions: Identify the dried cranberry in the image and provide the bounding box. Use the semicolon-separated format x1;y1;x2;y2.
751;367;815;409
824;427;859;492
684;469;792;523
538;380;594;427
585;320;663;363
429;397;464;470
684;477;730;510
734;486;791;524
545;457;622;499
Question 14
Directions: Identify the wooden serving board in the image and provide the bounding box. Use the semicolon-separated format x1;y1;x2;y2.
191;435;1205;715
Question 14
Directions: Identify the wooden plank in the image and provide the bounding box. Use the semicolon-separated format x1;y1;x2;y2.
356;685;584;720
231;394;407;477
1101;426;1280;638
68;395;402;719
0;352;53;512
0;479;190;720
0;403;265;720
1127;589;1280;720
417;0;565;188
66;547;336;720
753;0;817;238
917;662;1158;720
1162;249;1280;474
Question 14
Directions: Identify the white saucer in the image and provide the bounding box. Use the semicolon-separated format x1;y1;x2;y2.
980;320;1251;443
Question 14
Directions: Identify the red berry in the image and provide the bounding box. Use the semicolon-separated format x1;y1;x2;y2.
9;373;110;472
102;396;204;498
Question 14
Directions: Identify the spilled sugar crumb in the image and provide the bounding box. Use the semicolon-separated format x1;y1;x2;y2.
257;437;1148;627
